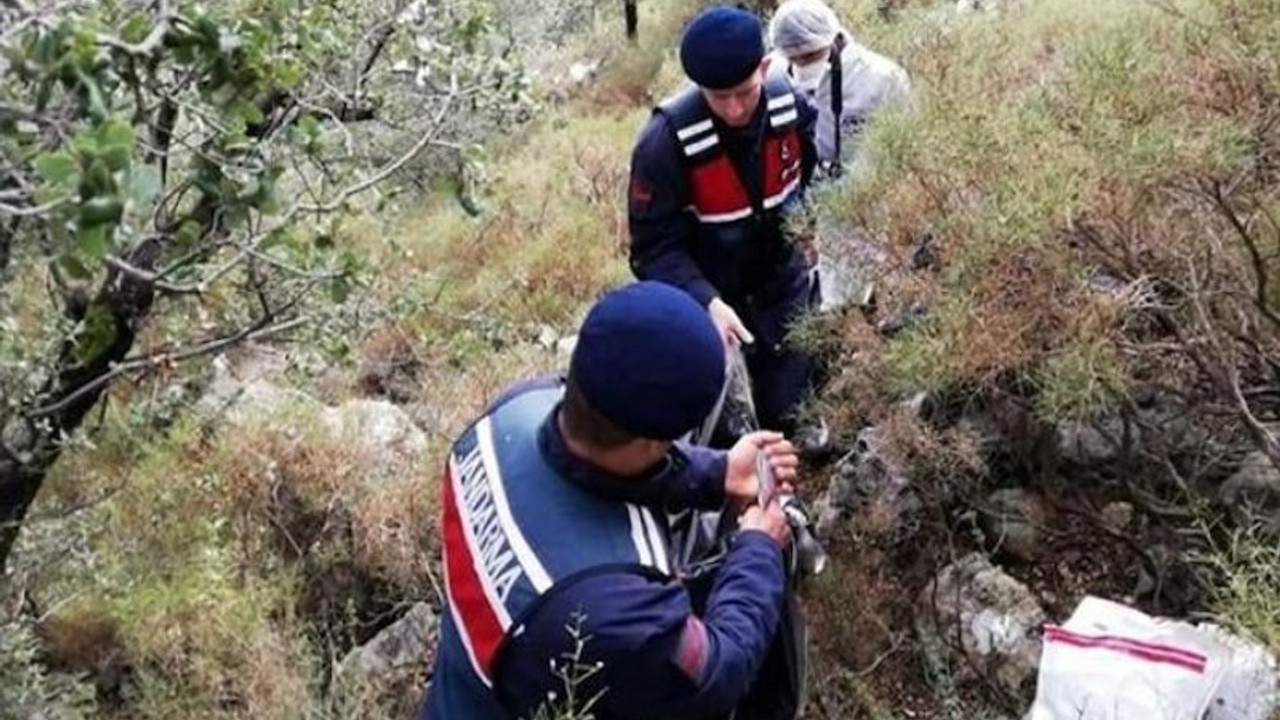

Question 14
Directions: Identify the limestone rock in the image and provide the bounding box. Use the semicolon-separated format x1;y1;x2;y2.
978;488;1049;563
917;552;1046;698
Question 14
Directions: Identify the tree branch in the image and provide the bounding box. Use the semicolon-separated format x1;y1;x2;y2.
296;84;458;216
1205;181;1280;332
0;196;69;218
96;15;172;58
1185;257;1280;469
0;217;15;277
27;316;309;418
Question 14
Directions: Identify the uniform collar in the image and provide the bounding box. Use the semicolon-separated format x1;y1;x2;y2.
537;403;676;505
717;99;766;144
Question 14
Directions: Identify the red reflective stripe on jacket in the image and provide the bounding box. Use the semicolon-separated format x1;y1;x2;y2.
763;131;803;201
689;155;750;219
441;461;504;682
687;127;803;222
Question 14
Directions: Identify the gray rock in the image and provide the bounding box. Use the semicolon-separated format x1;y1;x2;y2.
815;224;885;313
199;354;428;485
1100;501;1134;532
978;489;1048;563
339;603;439;681
917;553;1046;698
322;394;432;461
402;402;447;436
816;425;920;536
1056;420;1120;466
1219;452;1280;535
197;354;324;428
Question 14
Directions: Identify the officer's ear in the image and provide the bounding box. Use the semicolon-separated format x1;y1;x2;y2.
760;55;773;76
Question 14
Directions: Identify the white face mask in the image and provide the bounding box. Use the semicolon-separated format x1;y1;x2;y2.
791;60;827;92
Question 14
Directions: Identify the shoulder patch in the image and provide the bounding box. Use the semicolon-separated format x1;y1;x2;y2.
629;175;654;211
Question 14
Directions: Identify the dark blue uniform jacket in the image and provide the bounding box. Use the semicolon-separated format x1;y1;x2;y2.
628;83;819;309
421;377;788;720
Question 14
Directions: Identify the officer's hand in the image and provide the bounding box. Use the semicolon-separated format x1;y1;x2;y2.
739;500;792;548
708;297;755;348
725;431;799;505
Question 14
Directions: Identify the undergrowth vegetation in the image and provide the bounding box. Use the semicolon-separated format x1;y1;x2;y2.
4;0;1279;718
801;0;1280;715
2;2;697;718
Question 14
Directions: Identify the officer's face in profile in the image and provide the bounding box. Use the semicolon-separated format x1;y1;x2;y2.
701;61;767;128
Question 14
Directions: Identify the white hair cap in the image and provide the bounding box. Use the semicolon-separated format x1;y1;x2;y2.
769;0;841;57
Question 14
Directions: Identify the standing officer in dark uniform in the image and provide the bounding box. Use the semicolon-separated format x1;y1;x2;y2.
628;5;821;438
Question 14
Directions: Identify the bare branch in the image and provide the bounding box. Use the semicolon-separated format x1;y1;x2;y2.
103;253;206;295
1185;257;1280;467
1205;181;1280;331
296;83;459;216
27;316;309;418
96;15;172;57
0;196;69;218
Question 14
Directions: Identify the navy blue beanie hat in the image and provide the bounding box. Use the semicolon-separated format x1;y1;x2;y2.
680;6;766;90
570;282;726;441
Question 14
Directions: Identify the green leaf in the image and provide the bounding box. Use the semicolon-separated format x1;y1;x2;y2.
328;276;350;304
174;220;202;248
99;119;134;150
100;145;131;172
79;196;123;226
70;132;100;160
128;165;162;204
35;152;77;185
237;101;264;126
76;303;118;365
98;120;134;171
121;14;151;45
261;228;292;250
60;253;92;280
76;223;110;260
77;68;109;120
298;115;321;138
80;160;114;196
209;83;238;107
275;62;303;90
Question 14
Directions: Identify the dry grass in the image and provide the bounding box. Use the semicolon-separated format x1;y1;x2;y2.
813;0;1279;422
12;3;705;717
800;0;1279;715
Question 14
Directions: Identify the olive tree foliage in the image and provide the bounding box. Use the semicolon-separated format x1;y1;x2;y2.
487;0;612;50
0;0;535;569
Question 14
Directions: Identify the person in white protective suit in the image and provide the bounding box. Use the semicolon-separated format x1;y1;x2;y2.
768;0;911;177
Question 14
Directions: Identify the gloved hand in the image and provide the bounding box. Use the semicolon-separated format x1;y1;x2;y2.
708;297;754;348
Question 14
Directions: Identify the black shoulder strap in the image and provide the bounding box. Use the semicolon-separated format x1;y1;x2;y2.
656;86;722;167
829;32;848;177
762;73;799;133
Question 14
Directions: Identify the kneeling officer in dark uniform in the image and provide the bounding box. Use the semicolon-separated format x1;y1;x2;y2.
628;5;820;437
418;281;800;720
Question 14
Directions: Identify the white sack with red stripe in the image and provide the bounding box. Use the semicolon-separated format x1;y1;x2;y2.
1197;622;1278;720
1029;596;1229;720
